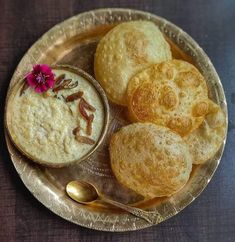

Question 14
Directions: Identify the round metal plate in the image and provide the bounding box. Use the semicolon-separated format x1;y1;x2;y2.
4;8;228;232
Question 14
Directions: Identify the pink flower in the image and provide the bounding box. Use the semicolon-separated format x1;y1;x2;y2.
26;64;55;93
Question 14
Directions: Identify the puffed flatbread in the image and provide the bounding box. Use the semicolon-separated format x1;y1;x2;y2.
185;100;226;164
109;123;192;198
127;60;209;136
94;21;172;106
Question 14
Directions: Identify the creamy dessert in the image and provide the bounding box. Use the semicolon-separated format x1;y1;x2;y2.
6;66;106;166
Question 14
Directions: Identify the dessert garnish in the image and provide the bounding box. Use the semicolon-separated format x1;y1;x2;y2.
80;97;96;112
79;98;96;120
66;91;84;102
53;78;78;93
79;98;90;120
26;64;55;93
78;98;96;136
86;114;94;135
19;79;29;96
73;126;81;135
75;135;96;145
55;74;66;85
72;122;95;145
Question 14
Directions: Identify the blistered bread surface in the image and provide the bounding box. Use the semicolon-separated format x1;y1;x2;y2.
109;123;192;198
127;60;209;136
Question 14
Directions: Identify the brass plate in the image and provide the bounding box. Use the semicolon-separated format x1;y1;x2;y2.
4;8;228;232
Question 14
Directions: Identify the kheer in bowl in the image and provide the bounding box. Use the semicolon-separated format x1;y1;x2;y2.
5;65;109;167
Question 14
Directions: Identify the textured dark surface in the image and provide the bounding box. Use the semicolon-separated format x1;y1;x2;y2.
0;0;235;241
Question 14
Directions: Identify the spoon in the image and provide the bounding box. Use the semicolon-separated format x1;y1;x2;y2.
66;180;162;224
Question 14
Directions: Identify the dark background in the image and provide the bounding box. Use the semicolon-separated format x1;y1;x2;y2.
0;0;235;241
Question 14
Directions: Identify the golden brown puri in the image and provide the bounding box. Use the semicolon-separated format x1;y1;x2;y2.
94;21;172;106
109;123;192;198
127;59;209;136
184;100;226;164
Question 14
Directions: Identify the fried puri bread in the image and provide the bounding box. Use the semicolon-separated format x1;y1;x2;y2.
109;123;192;198
185;101;226;164
127;60;209;136
94;21;172;106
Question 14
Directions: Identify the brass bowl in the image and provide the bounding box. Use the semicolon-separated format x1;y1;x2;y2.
4;8;228;232
5;64;109;167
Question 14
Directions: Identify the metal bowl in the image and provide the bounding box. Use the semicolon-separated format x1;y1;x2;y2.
5;64;109;167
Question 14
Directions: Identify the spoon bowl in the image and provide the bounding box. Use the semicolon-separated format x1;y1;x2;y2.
66;180;99;204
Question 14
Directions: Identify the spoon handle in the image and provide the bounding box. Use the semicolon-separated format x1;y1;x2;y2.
100;196;162;224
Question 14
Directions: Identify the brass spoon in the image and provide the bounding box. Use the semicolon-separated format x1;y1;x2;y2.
66;180;162;224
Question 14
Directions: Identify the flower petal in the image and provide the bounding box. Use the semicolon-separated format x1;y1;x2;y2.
36;85;48;93
35;86;43;93
46;79;55;88
41;84;49;92
27;64;55;93
40;64;52;75
26;73;37;87
33;64;41;74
